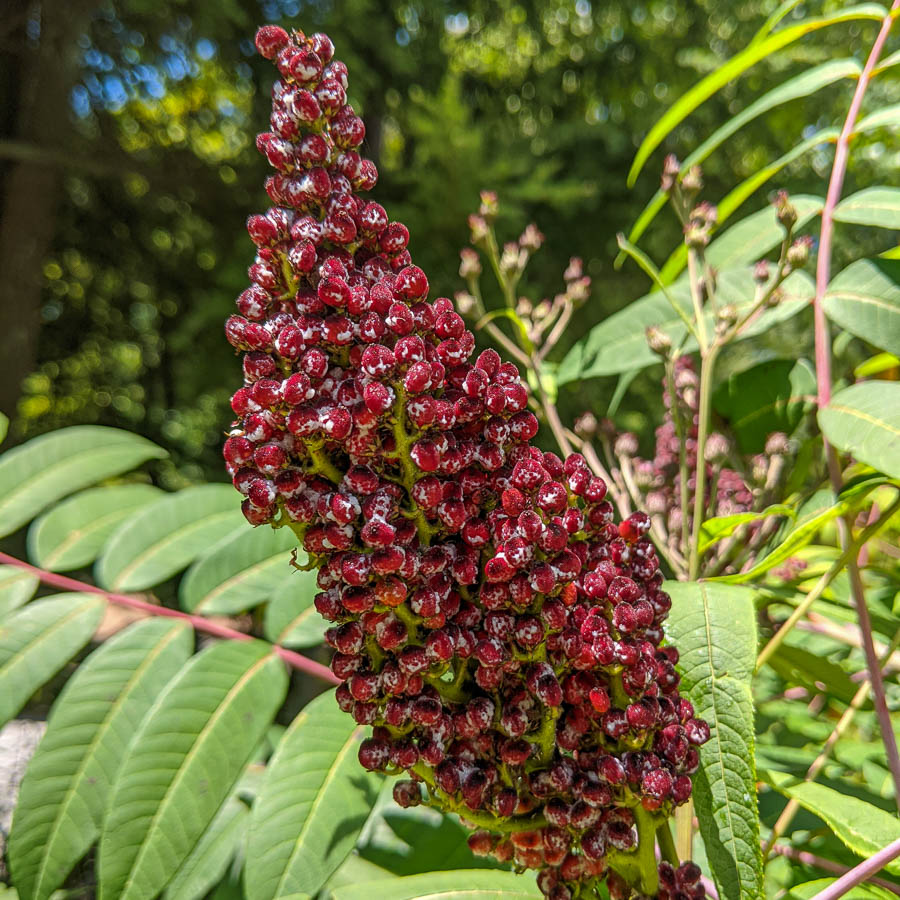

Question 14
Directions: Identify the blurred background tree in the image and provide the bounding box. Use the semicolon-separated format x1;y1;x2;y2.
1;0;895;486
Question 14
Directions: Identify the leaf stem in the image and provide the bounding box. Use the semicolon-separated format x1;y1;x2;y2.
0;551;340;685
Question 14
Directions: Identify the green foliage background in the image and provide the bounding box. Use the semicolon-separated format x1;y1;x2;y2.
1;0;896;488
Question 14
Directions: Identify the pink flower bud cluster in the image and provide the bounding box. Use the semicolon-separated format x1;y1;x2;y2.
618;357;758;534
225;25;709;899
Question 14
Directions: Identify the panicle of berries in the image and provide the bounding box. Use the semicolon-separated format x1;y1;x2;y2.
225;25;709;899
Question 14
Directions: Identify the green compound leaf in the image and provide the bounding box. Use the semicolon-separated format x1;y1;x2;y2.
180;524;297;616
825;258;900;357
8;618;192;900
98;640;288;900
627;5;886;186
0;565;40;617
0;593;106;728
95;484;246;591
245;691;383;900
27;484;164;572
263;567;325;649
713;359;817;453
819;381;900;479
164;797;249;900
698;505;794;556
329;870;542;900
557;267;812;385
763;770;900;874
664;582;762;900
833;187;900;229
0;426;166;539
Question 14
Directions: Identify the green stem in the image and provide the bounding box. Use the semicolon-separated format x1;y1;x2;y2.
412;763;547;832
389;384;434;544
634;807;661;895
686;249;708;353
657;819;680;866
531;706;562;765
688;342;719;579
425;669;470;705
306;441;343;483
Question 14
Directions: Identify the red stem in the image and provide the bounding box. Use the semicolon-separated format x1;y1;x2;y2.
811;1;900;808
0;551;339;685
768;844;900;897
814;1;900;411
809;837;900;900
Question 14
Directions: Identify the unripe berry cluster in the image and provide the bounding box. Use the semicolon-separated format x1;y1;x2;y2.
225;25;709;899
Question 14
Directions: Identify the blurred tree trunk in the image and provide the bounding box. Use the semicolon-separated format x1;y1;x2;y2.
0;0;98;421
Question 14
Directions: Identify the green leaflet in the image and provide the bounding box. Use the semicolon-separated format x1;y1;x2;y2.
698;505;794;556
0;565;40;618
621;60;858;256
263;567;325;648
818;381;900;479
664;582;762;900
0;593;106;728
0;426;166;539
709;480;883;584
766;643;858;706
825;259;900;357
763;770;900;874
180;524;298;615
657;165;827;283
787;880;895;900
95;484;246;591
8;618;193;900
97;640;288;900
164;797;250;900
627;4;886;185
713;359;816;453
833;186;900;229
356;781;502;877
27;483;164;572
557;266;813;385
245;691;382;900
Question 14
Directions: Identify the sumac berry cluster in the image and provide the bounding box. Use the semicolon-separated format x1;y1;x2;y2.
225;24;709;899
